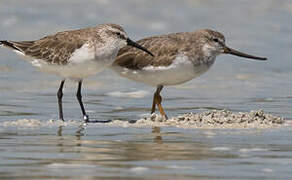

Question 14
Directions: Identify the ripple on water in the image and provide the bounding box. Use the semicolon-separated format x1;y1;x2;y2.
46;163;97;169
106;90;150;98
211;147;232;151
0;119;83;128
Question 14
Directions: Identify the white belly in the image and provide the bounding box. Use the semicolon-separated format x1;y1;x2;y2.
112;55;215;86
37;59;110;79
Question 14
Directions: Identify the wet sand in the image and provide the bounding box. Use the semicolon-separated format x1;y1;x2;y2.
108;110;285;129
1;110;285;129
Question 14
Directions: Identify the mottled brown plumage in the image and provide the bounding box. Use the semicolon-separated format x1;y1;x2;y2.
114;29;225;69
2;28;97;65
0;24;126;65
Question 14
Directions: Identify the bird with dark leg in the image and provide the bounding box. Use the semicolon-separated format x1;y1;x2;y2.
76;81;88;121
57;80;65;121
0;23;153;122
113;29;267;119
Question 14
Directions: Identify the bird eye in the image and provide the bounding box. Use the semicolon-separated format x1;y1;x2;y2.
213;38;219;43
115;32;121;36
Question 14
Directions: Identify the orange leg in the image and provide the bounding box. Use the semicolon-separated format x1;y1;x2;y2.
150;85;168;119
156;93;168;119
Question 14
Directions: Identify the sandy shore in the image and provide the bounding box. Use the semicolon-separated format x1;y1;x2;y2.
108;110;285;129
1;110;286;129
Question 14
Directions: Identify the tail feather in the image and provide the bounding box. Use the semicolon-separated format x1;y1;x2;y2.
0;40;21;51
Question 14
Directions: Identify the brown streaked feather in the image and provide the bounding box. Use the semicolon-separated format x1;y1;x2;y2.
114;30;221;70
113;33;201;70
107;24;125;33
3;28;99;65
115;33;188;70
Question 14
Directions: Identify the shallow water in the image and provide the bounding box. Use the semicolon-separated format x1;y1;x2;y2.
1;0;292;179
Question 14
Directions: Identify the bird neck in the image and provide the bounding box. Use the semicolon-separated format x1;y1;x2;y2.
94;42;120;61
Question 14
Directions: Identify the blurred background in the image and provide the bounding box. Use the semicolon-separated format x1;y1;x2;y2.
1;1;292;179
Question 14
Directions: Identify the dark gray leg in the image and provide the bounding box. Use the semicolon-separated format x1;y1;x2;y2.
76;80;89;122
151;91;156;114
57;80;65;121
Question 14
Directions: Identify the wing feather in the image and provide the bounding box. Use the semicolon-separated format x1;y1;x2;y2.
114;34;184;70
1;29;90;65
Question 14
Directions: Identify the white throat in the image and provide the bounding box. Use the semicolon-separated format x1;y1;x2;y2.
202;43;218;58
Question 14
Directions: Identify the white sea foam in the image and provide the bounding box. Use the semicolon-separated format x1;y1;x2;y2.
0;110;285;129
262;168;274;173
239;148;268;153
211;147;232;151
0;119;82;128
106;90;149;98
129;167;149;173
46;163;97;168
167;165;196;170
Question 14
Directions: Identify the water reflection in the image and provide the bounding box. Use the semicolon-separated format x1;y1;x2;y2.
75;124;85;138
152;127;163;144
57;126;62;136
49;126;236;164
55;124;86;151
1;125;292;179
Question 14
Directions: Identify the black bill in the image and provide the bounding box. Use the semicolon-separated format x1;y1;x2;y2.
223;46;267;61
127;38;154;57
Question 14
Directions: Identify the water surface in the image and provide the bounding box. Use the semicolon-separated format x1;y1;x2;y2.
1;0;292;179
